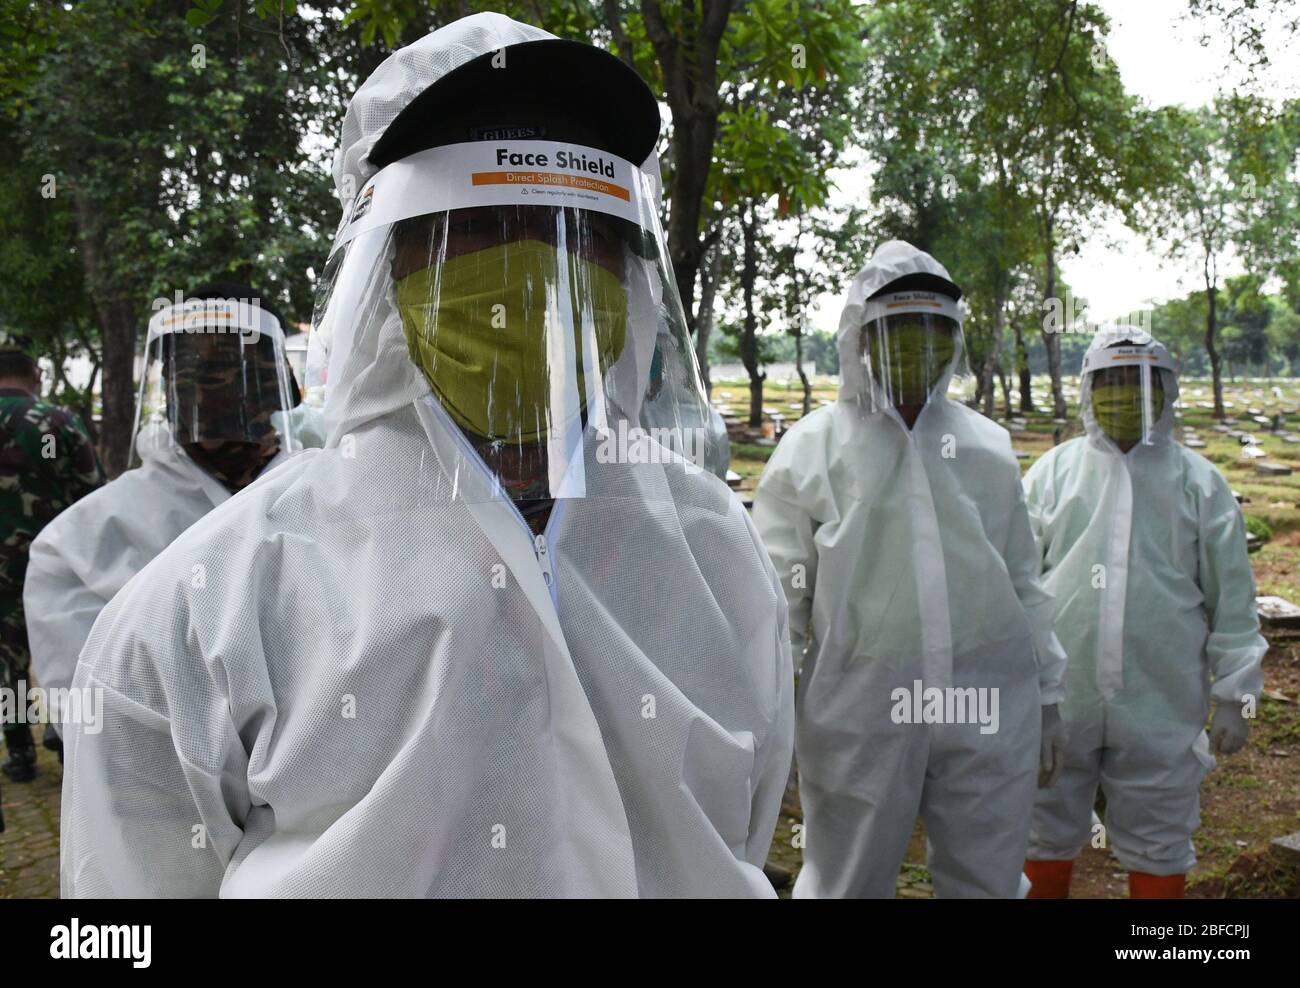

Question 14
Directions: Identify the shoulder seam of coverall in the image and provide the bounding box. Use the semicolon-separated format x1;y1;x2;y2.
75;667;170;722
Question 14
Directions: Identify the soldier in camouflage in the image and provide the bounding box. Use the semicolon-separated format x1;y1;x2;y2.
0;335;104;783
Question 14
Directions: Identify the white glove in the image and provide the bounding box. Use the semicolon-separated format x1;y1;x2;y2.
1209;700;1250;755
1039;703;1067;789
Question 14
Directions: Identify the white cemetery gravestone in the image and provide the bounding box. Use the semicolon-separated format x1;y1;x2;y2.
1256;596;1300;630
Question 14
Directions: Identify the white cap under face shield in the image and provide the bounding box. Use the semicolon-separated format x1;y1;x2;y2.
1081;340;1177;448
858;289;966;414
309;139;712;503
131;294;299;468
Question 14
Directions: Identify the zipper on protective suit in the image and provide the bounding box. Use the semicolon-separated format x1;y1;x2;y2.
423;392;566;610
886;404;955;692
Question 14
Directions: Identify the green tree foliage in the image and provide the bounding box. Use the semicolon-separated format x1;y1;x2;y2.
860;0;1149;417
1128;97;1298;417
1;0;355;472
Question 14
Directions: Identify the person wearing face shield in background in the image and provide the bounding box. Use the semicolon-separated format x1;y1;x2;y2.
753;240;1068;898
23;283;310;759
59;12;792;898
1022;329;1265;899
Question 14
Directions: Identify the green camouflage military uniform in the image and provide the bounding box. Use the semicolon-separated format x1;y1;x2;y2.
0;389;104;693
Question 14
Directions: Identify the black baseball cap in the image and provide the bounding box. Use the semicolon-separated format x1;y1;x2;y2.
369;39;662;168
869;271;963;302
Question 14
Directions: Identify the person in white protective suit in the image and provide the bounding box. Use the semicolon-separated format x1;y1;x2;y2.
25;282;313;753
753;240;1069;898
1023;328;1265;899
60;12;793;898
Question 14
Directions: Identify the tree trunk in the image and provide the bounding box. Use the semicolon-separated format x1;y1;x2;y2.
999;366;1012;419
795;327;811;418
694;242;721;395
97;300;138;478
981;282;1008;418
739;200;765;427
1015;320;1033;413
1042;215;1067;418
73;195;135;477
1206;262;1223;420
641;0;732;336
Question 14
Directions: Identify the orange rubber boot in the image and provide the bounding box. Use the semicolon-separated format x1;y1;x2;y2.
1024;859;1073;899
1128;871;1185;899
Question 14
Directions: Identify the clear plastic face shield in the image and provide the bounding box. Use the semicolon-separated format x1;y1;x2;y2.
131;297;299;479
858;291;964;414
1082;343;1175;448
311;139;712;503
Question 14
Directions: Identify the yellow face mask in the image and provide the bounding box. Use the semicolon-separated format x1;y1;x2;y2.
396;240;628;442
866;323;956;404
1091;381;1164;442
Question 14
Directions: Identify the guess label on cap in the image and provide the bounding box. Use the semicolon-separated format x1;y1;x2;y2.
468;125;546;141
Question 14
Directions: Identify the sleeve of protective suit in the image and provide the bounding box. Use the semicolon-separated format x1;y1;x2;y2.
24;525;111;695
751;428;821;676
740;510;795;869
61;578;249;898
1003;457;1067;705
1020;454;1055;568
1198;471;1267;704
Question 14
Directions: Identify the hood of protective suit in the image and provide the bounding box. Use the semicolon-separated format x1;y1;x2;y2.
836;240;965;411
333;13;555;197
323;14;561;448
316;15;669;452
1079;326;1179;452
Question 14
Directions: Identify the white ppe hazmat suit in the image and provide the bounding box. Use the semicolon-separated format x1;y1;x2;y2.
1024;328;1265;876
753;240;1067;898
24;429;288;697
60;13;793;899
